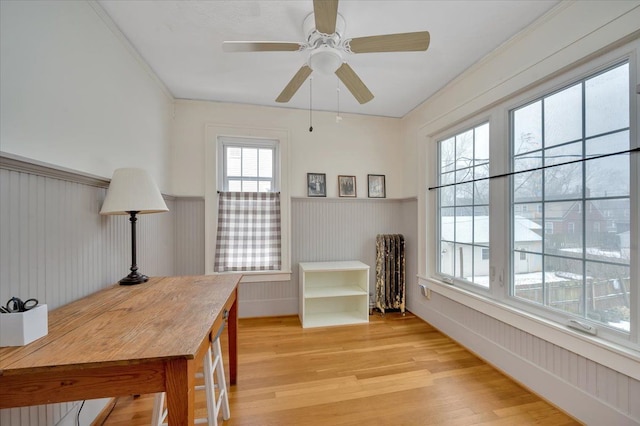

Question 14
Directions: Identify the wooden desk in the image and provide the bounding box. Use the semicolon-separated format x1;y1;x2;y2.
0;275;240;425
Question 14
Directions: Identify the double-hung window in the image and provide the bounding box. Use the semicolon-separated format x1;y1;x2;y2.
215;137;281;272
511;61;632;335
437;122;490;288
432;41;638;351
220;139;277;192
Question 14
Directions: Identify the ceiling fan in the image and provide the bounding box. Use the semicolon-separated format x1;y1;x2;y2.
222;0;430;105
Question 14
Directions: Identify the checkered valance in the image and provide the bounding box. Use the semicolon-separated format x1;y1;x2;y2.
214;192;281;272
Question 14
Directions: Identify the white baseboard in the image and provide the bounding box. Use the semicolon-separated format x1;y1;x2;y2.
411;301;636;425
239;298;297;318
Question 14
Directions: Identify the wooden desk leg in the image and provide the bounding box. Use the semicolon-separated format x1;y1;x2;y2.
166;358;195;425
228;296;238;385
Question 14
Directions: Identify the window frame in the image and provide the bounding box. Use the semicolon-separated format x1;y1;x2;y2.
205;126;291;282
219;137;279;192
425;39;639;357
545;221;554;234
435;119;492;291
481;247;490;260
506;57;636;348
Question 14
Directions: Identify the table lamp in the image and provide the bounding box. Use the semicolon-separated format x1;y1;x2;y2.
100;168;169;285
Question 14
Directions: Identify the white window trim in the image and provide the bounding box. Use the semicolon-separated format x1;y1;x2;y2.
435;117;493;291
504;51;638;348
218;137;279;192
205;124;291;282
420;275;640;380
423;39;640;377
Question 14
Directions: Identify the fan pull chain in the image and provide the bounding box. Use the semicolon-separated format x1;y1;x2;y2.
308;77;313;132
336;80;342;123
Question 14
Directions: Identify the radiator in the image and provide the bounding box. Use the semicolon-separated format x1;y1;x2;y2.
375;234;406;315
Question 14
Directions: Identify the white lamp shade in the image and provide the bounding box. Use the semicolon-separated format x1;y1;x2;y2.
100;168;169;215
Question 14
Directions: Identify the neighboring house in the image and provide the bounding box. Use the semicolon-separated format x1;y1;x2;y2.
513;216;543;274
441;216;542;279
599;198;631;234
440;215;489;279
515;199;614;251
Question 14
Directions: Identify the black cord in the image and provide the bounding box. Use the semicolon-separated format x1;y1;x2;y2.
76;400;85;426
309;78;313;132
428;147;640;191
98;398;118;426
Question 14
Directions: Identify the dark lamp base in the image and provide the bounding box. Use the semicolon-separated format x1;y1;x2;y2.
119;272;149;286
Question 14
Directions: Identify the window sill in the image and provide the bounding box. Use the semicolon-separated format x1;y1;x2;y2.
212;271;291;283
418;275;640;380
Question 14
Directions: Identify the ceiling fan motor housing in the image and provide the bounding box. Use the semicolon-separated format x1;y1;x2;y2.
303;12;346;42
302;13;346;49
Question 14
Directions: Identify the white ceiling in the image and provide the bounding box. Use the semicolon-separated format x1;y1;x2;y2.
97;0;560;118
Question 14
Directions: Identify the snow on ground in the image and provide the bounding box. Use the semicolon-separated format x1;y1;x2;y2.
472;272;573;287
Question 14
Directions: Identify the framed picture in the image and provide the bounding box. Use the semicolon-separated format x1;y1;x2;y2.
368;174;386;198
338;175;357;197
307;173;326;197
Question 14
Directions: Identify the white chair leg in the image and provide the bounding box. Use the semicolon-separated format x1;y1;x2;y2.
202;345;217;426
151;329;230;425
151;392;167;426
212;337;230;420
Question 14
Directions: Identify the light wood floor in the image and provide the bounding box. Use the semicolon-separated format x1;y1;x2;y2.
100;312;580;425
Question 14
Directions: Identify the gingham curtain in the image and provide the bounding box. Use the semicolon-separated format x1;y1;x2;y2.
214;192;281;272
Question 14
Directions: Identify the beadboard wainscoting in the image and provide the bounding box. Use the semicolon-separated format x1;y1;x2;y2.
173;197;205;276
0;164;176;309
291;197;418;315
411;286;640;425
0;157;175;426
167;196;418;318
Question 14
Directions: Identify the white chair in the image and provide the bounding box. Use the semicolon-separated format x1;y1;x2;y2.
152;324;230;426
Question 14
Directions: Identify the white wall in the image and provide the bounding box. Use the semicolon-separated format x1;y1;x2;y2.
0;0;173;191
171;100;402;198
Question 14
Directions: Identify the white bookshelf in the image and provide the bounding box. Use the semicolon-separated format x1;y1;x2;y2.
298;261;370;328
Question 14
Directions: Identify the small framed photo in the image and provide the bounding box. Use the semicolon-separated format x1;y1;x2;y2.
338;175;357;197
368;174;386;198
307;173;326;197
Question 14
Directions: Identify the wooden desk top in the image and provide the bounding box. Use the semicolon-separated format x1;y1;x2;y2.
0;275;241;377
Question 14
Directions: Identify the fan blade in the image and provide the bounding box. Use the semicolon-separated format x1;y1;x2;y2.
276;65;313;103
222;41;303;52
348;31;430;53
313;0;339;34
335;63;374;104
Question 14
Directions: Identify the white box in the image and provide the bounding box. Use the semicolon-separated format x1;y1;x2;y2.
0;304;48;346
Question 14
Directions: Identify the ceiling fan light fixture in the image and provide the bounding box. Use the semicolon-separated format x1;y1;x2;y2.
225;1;428;105
308;46;343;74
